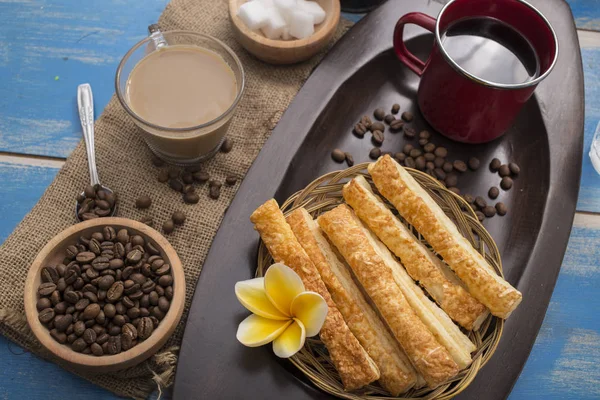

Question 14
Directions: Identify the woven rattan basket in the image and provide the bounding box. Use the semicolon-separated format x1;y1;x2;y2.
255;163;504;399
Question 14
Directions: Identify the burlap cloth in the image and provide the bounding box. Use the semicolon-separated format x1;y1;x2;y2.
0;1;351;398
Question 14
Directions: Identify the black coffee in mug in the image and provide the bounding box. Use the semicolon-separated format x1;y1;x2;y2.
440;17;540;85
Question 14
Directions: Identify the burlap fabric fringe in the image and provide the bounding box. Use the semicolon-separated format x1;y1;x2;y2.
0;0;351;397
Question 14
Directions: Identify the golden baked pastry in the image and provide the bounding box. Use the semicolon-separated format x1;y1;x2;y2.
368;155;522;319
318;204;459;388
343;175;489;330
250;199;380;390
287;208;418;395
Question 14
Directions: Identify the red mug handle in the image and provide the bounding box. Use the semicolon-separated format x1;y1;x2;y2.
393;12;437;76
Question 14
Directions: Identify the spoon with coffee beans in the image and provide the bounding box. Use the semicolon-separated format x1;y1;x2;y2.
75;84;117;222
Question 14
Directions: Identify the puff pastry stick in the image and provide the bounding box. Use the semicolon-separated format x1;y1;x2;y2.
368;155;522;319
343;176;489;331
318;205;459;388
250;199;380;391
287;208;418;395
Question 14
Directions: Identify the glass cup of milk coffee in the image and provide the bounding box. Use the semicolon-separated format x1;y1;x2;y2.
116;25;245;165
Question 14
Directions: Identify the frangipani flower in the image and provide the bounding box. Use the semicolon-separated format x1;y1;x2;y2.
235;263;328;358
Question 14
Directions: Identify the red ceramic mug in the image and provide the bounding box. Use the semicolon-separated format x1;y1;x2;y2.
393;0;558;143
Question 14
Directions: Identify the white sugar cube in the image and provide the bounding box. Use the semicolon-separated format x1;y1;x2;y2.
273;0;297;22
289;10;314;39
297;1;326;24
261;8;287;39
237;1;270;30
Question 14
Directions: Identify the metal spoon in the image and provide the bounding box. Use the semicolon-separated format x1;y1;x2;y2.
75;83;117;221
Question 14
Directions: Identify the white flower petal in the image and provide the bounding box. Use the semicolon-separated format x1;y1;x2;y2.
290;291;328;337
273;318;306;358
235;278;289;320
264;263;305;315
236;314;292;347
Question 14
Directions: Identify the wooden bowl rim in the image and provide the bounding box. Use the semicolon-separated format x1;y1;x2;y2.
228;0;341;50
24;217;186;369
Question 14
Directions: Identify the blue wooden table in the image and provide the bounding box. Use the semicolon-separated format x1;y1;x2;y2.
1;0;599;398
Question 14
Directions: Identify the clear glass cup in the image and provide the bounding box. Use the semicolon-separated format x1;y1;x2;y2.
115;27;245;165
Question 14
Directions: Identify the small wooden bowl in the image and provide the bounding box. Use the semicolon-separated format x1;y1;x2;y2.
24;217;186;372
229;0;341;64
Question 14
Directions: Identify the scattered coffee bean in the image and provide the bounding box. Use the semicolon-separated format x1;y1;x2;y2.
384;114;395;124
374;108;385;120
453;160;467;173
509;162;520;175
209;185;221;200
425;161;435;171
434;157;445;168
135;195;152;209
360;115;372;128
193;171;210;184
395;152;406;162
434;147;448;158
434;168;446;180
483;206;497;218
490;158;502;172
220;138;233;153
415;156;426;170
370;122;385;132
488;187;500;199
402;144;413;155
463;194;474;204
331;149;345;163
401;111;413;122
418;138;428;146
496;202;508;216
474;196;487;209
77;185;116;220
181;172;194;184
345;153;354;167
172;211;186;226
404;127;416;139
423;143;436;153
442;162;453;173
500;177;513;190
445;173;458;187
409;148;422;158
163;220;175;234
139;216;154;227
475;211;485;222
419;130;431;140
183;191;200;204
468;157;480;170
369;147;382;160
372;130;384;146
353;123;367;138
391;104;400;114
389;119;404;132
498;164;510;177
404;157;416;169
424;152;435;162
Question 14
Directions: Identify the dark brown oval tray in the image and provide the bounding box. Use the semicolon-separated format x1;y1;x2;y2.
173;0;584;398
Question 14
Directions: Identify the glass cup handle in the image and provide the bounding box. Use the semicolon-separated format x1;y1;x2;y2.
148;24;168;49
393;12;437;76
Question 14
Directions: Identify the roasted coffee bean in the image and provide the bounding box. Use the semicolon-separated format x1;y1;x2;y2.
131;235;144;247
490;158;502;172
120;332;133;351
38;282;57;296
129;291;143;301
41;266;59;284
371;130;384;146
139;308;150;317
180;171;194;185
91;257;110;271
496;202;508;216
433;168;446;180
74;320;86;336
50;329;67;344
409;148;422;158
220;137;234;153
424;143;436;153
86;268;99;280
98;275;115;291
95;310;106;325
97;290;107;302
207;186;220;200
122;296;135;309
149;291;159;306
96;333;110;345
404;127;416;139
415;156;426;170
138;317;154;340
82;303;101;320
107;335;121;355
84;185;96;199
151;307;165;320
474;196;487;209
101;304;115;320
37;297;52;311
418;138;428;146
434;147;447;158
76;252;95;263
424;152;435;162
463;193;475;205
82;284;97;294
96;200;111;211
109;259;124;270
39;308;55;324
168;179;184;193
158;297;170;313
423;161;433;171
453;160;467;173
155;286;165;297
90;343;103;356
146;242;160;256
57;264;67;277
83;328;97;344
370;122;385;132
401;111;413;122
498;164;510;177
89;239;101;255
150;316;160;329
141;263;153;277
391;103;400;114
500;177;513;190
509;162;520;175
102;226;116;241
360;115;372;128
122;323;138;340
157;169;169;183
107;282;124;302
54;314;72;332
127;307;141;319
73;278;85;290
353;123;367;137
140;295;150;309
113;314;127;327
54;301;68;315
135;195;152;209
369;147;382;160
434;157;445;168
442;162;453;173
108;324;122;336
345;153;354;167
67;333;77;344
83;292;98;304
488;187;500;199
395;152;406;162
404;157;416;169
468;157;480;170
384;114;395;124
165;286;174;301
72;337;87;352
475;211;485;222
483;206;497;218
389;119;404;131
402;144;414;155
166;168;180;180
445;173;458;187
129;273;146;286
162;220;175;235
126;249;143;264
374;108;385;120
190;171;209;185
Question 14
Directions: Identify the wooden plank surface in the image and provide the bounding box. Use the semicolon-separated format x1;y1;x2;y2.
0;0;599;399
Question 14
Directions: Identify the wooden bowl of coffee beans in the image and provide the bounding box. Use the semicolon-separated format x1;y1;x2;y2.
23;217;185;371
